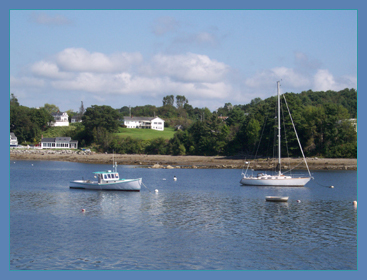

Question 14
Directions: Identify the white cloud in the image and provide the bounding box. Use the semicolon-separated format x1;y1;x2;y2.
148;53;229;83
56;48;143;73
31;61;72;79
245;67;310;89
313;69;356;91
10;46;356;112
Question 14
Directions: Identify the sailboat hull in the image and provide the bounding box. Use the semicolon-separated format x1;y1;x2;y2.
240;176;310;187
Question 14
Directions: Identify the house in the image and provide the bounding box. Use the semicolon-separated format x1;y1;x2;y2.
50;111;69;127
123;116;165;131
41;137;78;149
10;133;18;146
175;125;184;131
71;115;82;123
337;118;357;132
349;118;357;132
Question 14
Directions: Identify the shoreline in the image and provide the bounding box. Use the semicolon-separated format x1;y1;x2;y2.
10;149;357;171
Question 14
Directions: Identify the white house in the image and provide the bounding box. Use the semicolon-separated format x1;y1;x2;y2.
41;137;78;149
10;133;18;146
123;117;165;131
71;115;82;123
50;111;69;127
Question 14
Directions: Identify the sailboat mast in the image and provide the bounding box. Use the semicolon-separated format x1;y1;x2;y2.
277;81;281;175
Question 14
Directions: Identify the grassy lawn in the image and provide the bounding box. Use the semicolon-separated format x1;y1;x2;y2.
42;124;78;138
115;127;176;140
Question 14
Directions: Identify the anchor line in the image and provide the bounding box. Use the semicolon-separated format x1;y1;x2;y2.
312;178;332;188
141;181;151;192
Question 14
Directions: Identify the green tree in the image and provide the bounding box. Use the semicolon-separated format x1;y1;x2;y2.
43;103;60;114
29;108;53;130
176;95;188;108
82;105;120;143
162;95;174;106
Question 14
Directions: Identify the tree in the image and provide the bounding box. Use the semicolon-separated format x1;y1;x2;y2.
176;95;188;108
82;105;120;142
162;95;174;106
29;108;53;130
10;93;19;107
43;103;60;114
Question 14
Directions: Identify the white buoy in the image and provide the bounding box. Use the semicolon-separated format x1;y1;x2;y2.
173;176;177;181
155;189;159;193
162;178;166;180
81;209;86;212
31;164;33;166
353;201;357;208
297;200;301;203
330;185;334;188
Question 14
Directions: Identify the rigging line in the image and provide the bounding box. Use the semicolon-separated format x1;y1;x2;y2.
282;94;312;178
281;97;291;173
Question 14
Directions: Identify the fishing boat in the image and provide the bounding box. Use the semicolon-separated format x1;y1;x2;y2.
240;81;312;187
70;160;142;191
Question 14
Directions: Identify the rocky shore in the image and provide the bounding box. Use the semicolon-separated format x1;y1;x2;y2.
10;148;357;171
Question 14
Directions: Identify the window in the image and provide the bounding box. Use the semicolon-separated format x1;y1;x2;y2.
111;174;115;179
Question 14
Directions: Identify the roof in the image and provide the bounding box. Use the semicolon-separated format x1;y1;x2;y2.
51;111;68;117
123;116;165;121
10;132;16;138
41;137;72;142
93;171;115;174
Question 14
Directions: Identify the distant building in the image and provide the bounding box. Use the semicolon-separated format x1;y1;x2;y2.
349;118;357;132
338;118;357;132
123;117;165;131
71;115;82;123
50;111;69;127
41;137;78;149
10;133;18;146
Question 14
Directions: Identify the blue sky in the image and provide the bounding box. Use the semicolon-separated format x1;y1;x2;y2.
10;10;357;112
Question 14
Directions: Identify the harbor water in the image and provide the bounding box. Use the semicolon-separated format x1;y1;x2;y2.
10;160;357;270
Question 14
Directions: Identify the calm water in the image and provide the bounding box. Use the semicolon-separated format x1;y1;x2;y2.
10;160;357;270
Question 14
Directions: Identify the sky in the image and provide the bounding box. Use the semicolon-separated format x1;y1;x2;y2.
10;10;357;112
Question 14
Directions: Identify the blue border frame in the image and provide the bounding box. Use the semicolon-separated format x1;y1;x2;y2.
3;1;364;280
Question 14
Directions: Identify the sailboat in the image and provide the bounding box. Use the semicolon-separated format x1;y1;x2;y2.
240;81;312;187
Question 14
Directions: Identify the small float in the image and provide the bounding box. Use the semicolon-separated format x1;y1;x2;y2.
265;196;289;202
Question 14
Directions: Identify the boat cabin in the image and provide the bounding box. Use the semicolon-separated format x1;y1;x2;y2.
94;170;120;184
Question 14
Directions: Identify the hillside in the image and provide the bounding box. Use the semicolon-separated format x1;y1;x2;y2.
115;127;176;140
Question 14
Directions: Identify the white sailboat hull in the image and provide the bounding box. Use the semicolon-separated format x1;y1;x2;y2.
70;178;142;191
240;176;310;187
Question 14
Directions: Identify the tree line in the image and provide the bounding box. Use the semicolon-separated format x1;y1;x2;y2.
10;88;357;158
